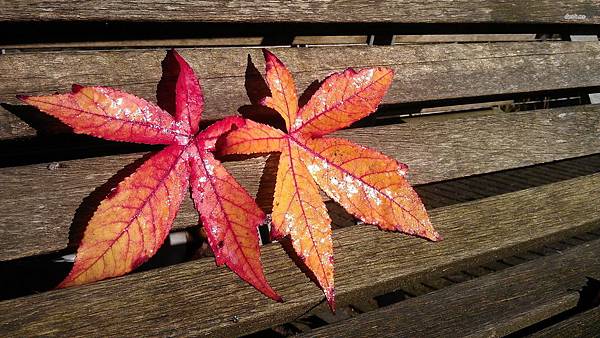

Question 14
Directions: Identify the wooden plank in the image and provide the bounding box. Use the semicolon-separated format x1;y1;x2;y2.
3;41;600;139
0;37;264;50
1;172;600;337
1;1;600;24
528;307;600;337
394;34;537;43
302;239;600;338
292;36;368;46
2;105;599;261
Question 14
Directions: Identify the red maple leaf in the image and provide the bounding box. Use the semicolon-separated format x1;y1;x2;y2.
18;50;281;301
220;49;441;310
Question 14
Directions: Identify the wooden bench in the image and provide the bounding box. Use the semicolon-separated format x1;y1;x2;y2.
1;1;600;336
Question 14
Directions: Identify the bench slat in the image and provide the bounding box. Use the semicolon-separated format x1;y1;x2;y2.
1;105;599;261
302;239;600;337
2;42;600;139
529;307;600;338
1;173;600;337
1;1;599;24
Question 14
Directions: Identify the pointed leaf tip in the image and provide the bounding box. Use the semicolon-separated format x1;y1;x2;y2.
20;86;186;144
71;84;84;92
158;48;204;135
261;48;299;131
262;48;275;61
189;146;281;301
15;94;29;101
198;116;247;151
326;288;336;312
294;67;395;136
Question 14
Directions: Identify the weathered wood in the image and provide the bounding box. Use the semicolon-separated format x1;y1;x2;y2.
292;35;368;46
0;37;264;50
528;307;600;337
2;106;599;261
394;34;537;43
1;173;600;337
302;239;600;338
1;1;599;24
0;36;367;50
3;42;600;139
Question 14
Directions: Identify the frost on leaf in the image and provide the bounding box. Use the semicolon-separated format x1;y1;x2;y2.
220;49;441;310
19;49;280;301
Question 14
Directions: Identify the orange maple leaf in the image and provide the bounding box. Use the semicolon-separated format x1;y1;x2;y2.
18;50;281;301
220;49;441;309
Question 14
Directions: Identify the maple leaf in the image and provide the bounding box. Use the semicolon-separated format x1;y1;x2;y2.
220;49;441;310
18;50;281;301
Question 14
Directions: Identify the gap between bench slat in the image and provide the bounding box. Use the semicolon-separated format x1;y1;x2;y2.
1;1;599;24
2;41;600;139
302;238;600;337
1;105;599;261
528;307;600;337
1;171;599;337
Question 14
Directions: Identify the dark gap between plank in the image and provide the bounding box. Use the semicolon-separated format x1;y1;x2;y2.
2;21;599;47
505;277;600;337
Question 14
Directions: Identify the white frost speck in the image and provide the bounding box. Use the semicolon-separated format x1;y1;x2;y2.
292;117;303;129
363;184;382;206
203;159;215;175
351;68;375;89
285;213;295;226
175;135;190;145
307;163;321;174
346;183;358;197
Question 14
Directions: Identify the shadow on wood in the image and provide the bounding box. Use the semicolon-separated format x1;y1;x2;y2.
1;103;71;136
68;152;153;249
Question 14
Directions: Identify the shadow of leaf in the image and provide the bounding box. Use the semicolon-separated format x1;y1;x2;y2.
238;54;285;130
68;152;154;249
244;54;270;106
255;153;280;214
298;79;322;108
278;236;328;307
1;102;72;136
156;50;180;116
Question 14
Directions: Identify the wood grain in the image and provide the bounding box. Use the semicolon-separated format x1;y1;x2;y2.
1;173;600;337
303;239;600;338
0;37;264;50
394;34;537;43
1;1;599;24
3;41;600;139
2;106;599;261
528;307;600;337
